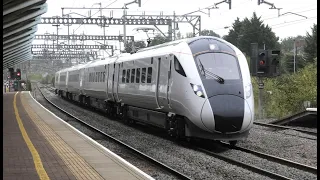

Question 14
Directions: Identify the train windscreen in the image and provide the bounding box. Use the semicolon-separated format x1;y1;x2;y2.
195;52;241;80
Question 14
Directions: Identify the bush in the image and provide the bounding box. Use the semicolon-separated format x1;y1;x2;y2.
41;74;54;84
26;80;32;91
28;73;42;81
252;61;317;119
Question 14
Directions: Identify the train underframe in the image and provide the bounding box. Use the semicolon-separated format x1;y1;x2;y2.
56;89;242;145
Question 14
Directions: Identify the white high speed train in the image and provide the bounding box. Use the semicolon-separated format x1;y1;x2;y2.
55;36;254;145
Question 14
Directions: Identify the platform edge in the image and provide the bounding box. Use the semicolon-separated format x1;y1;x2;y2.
27;91;155;180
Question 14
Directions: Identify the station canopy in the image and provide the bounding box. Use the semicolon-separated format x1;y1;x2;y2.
3;0;47;70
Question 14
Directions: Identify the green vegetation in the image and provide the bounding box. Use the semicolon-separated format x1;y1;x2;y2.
304;24;317;62
41;74;54;84
27;73;42;81
26;80;32;91
125;40;147;53
223;12;280;56
252;60;317;119
200;29;221;38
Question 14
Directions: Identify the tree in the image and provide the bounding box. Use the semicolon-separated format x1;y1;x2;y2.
186;32;194;38
252;61;317;118
176;31;184;40
149;34;170;47
303;24;317;63
280;35;305;53
224;13;280;56
279;53;307;74
125;41;146;53
200;29;220;38
223;17;242;46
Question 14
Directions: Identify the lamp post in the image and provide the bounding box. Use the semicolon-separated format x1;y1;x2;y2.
293;38;304;73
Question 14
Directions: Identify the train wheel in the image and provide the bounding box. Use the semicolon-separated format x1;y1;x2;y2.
229;140;238;146
105;103;114;118
167;115;185;141
121;105;129;123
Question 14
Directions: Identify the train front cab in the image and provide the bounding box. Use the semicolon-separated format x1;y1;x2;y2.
185;37;254;142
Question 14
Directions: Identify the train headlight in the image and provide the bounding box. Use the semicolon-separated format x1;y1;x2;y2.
190;84;205;98
245;84;252;99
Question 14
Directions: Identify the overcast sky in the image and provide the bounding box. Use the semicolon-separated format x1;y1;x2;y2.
34;0;317;55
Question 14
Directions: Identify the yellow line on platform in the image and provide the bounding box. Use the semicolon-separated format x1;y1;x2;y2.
13;92;50;180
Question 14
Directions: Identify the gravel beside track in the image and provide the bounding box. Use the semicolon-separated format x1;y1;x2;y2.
238;125;317;167
33;85;317;180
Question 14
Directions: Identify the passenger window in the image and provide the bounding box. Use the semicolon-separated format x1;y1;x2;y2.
141;68;146;83
103;72;105;82
151;58;153;64
131;69;135;83
174;56;186;77
136;68;140;83
122;70;126;83
147;67;152;83
126;69;130;83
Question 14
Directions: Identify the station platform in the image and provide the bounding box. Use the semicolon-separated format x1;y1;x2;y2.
3;91;153;180
270;108;317;127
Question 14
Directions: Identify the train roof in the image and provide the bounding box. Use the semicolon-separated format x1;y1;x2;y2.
55;36;237;73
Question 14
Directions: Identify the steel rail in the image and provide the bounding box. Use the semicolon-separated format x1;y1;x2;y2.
254;122;317;136
219;142;317;174
196;147;293;180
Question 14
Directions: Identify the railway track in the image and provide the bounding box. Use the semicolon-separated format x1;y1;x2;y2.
254;122;317;136
219;142;317;174
38;83;317;180
35;83;192;180
187;140;317;180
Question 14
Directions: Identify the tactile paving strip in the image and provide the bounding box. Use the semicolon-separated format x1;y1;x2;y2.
20;93;104;180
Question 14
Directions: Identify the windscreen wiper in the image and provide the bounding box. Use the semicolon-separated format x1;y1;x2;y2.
204;69;225;84
198;59;206;77
198;59;224;84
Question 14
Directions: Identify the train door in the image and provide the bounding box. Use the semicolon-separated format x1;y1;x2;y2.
66;71;69;92
113;63;121;102
167;55;173;108
79;69;84;94
155;55;171;109
104;65;109;100
57;72;60;89
107;64;115;101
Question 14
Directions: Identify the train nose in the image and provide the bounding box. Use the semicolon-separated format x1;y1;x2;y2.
201;95;245;133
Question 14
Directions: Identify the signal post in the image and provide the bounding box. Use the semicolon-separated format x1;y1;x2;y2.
250;43;280;119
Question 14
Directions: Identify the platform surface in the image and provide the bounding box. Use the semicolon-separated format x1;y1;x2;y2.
3;91;153;180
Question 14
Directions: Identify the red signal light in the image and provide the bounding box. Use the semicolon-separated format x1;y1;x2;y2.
17;73;20;76
259;60;265;65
